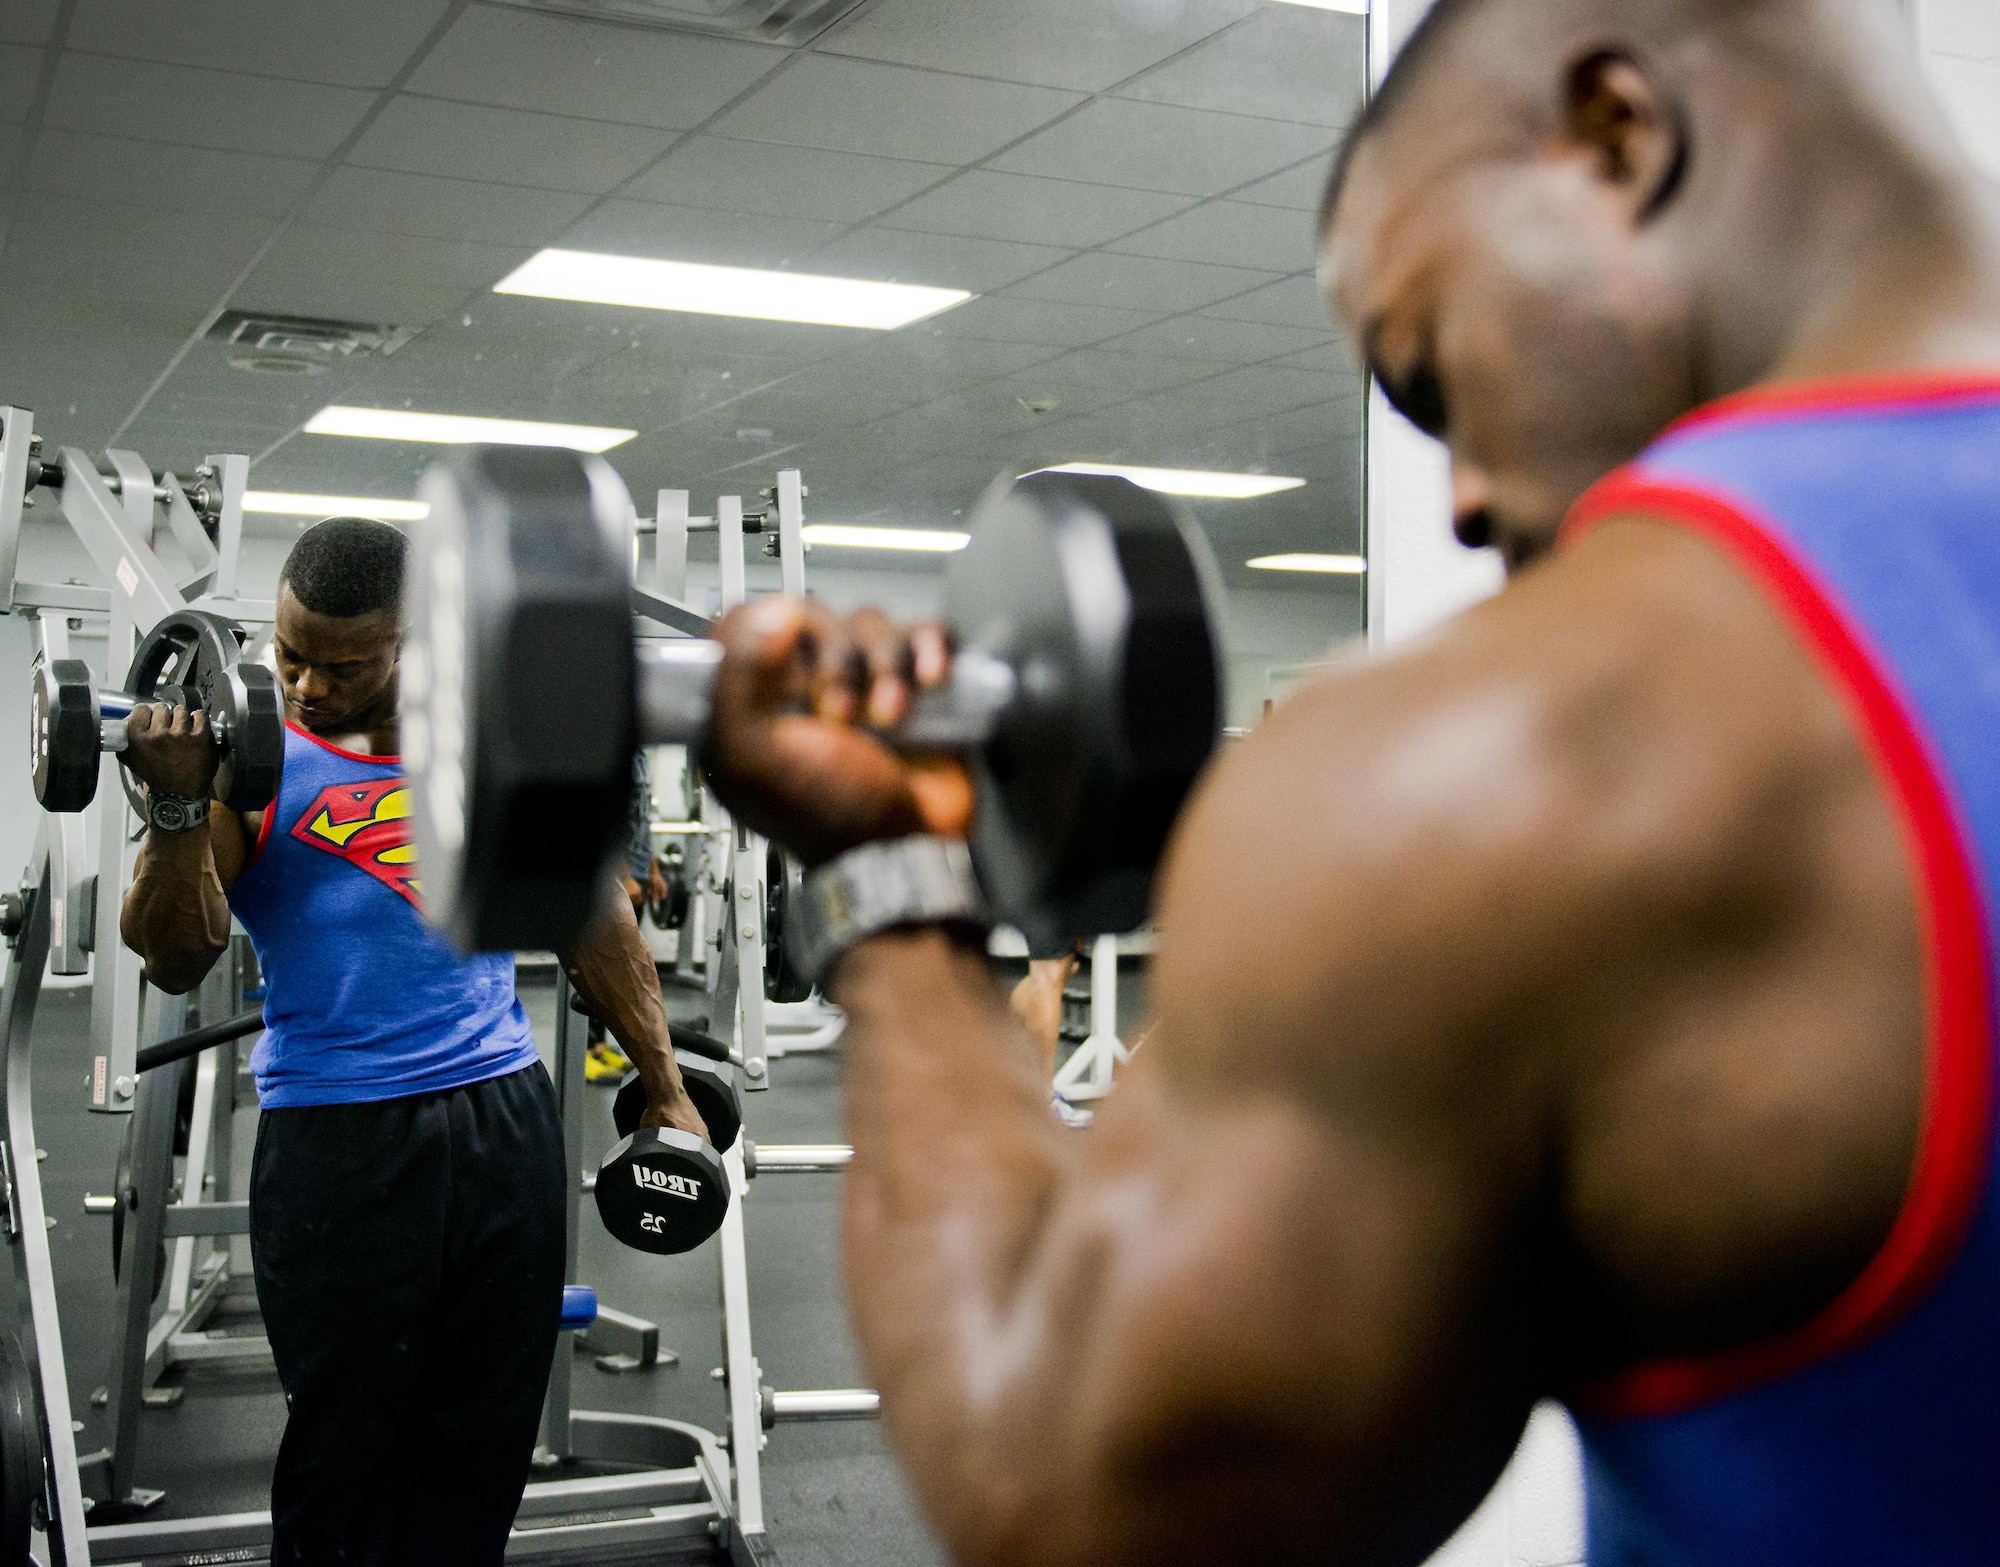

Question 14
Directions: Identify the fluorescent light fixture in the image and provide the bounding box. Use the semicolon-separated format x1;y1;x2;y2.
802;524;970;553
244;490;430;523
304;406;636;452
1248;553;1369;574
1269;0;1368;12
495;249;974;331
1034;462;1306;500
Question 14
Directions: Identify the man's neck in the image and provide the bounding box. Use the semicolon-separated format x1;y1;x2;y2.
298;694;399;757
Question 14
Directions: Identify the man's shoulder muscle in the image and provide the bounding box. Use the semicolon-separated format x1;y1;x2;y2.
1153;516;1922;1365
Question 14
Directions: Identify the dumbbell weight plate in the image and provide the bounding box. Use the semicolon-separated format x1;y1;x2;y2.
948;472;1224;949
764;844;813;1004
613;1050;742;1152
31;658;103;813
0;1333;38;1567
404;446;637;953
595;1129;730;1255
120;612;285;815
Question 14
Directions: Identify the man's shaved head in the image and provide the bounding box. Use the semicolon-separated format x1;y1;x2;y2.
1316;0;1985;569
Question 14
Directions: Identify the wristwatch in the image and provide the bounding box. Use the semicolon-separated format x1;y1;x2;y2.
146;792;211;834
789;836;990;985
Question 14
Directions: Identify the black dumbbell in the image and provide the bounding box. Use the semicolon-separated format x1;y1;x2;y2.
401;448;1224;957
613;1049;743;1152
594;1128;729;1256
32;610;283;815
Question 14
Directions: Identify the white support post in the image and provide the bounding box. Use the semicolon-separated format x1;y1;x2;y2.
736;826;769;1090
655;489;690;604
90;608;144;1114
718;496;746;613
1052;935;1129;1103
717;1143;765;1537
164;1049;221;1313
0;407;32;611
776;470;806;601
206;452;247;601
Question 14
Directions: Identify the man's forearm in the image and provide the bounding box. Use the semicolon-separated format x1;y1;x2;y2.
120;828;231;993
562;891;686;1108
833;930;1100;1561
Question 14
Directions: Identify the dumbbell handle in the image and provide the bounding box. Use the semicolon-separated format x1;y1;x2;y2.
636;641;1019;751
93;687;237;757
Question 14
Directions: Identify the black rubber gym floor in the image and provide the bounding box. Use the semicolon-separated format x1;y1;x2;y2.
17;976;949;1567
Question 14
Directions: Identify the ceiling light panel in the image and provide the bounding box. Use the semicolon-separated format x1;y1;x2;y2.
303;407;637;452
803;525;971;553
1247;553;1368;573
495;250;973;331
244;491;430;523
1268;0;1369;12
1034;463;1306;499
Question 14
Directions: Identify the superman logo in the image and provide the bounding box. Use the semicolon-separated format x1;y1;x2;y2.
293;779;422;908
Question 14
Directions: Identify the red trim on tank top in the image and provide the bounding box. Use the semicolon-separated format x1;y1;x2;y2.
243;795;277;868
1657;371;2000;441
1560;472;1996;1419
284;720;400;767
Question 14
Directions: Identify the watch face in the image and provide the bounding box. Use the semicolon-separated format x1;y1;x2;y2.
155;800;186;831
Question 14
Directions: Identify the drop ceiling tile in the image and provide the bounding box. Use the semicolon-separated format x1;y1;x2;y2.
561;199;844;268
1267;339;1362;376
1227;393;1362;447
1;44;40;118
302;166;592;247
45;55;376;159
708;54;1082;165
845;332;1058;387
1201;274;1333;329
806;227;1071;294
992;98;1331;198
922;294;1163;348
1108;199;1318;273
817;0;1259;94
406;6;782;129
1229;155;1331;210
0;1;58;46
1007;251;1275;314
1116;5;1365;127
625;136;948;224
347;95;674;193
997;348;1220;416
26;130;320;217
0;123;22;175
68;0;452;88
1190;365;1348;420
241;225;533;325
878;169;1193;250
1095;314;1326;363
8;197;276;308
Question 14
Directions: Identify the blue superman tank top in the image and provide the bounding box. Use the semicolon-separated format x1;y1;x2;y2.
228;723;539;1109
1561;374;2000;1564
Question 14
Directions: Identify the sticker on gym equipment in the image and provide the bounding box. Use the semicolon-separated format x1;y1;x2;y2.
292;779;422;908
634;1166;703;1203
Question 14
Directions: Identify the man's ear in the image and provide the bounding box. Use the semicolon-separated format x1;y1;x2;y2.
1562;50;1687;218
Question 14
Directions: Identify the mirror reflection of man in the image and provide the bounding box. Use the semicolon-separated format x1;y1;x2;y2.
120;518;707;1567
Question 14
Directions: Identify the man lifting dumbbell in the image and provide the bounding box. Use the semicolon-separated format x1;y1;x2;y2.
117;517;708;1567
405;0;2000;1560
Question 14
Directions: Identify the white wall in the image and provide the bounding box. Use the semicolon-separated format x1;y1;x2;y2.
1918;0;2000;175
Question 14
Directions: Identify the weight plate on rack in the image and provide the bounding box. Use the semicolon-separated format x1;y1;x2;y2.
0;1332;41;1565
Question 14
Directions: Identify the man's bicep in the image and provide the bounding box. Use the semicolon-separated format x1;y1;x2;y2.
209;807;252;892
1049;1083;1543;1565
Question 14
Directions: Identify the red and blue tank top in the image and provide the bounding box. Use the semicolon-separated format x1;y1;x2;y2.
228;723;538;1109
1562;374;2000;1563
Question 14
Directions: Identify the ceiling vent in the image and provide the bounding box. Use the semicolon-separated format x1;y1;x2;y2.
208;311;416;376
492;0;879;46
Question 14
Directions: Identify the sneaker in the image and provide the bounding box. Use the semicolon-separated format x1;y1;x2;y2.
1051;1093;1094;1130
585;1040;632;1084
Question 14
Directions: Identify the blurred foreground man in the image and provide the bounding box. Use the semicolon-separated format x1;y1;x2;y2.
704;1;2000;1563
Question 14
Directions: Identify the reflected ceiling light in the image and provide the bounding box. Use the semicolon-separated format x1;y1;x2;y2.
803;524;970;553
304;406;636;452
244;490;429;523
1033;462;1306;500
495;249;974;331
1269;0;1368;11
1248;553;1368;574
